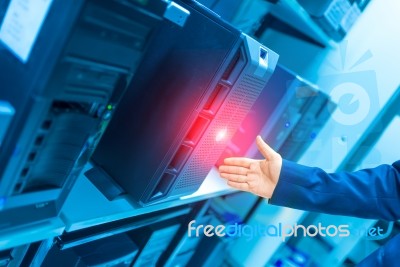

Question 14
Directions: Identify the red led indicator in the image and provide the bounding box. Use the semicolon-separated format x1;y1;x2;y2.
215;128;227;142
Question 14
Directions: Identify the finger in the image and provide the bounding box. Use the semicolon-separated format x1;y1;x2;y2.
219;165;248;175
227;181;249;191
256;135;276;160
223;157;252;168
220;172;248;183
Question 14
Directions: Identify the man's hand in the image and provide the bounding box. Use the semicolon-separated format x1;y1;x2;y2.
218;136;282;199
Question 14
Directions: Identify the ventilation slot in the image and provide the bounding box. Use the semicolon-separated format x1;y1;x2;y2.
203;84;230;116
221;49;245;84
185;115;210;145
27;152;37;162
34;135;45;146
150;173;175;200
14;182;24;194
168;144;192;172
20;167;29;177
41;119;52;130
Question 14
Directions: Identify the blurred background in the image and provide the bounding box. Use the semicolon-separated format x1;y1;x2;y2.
0;0;399;266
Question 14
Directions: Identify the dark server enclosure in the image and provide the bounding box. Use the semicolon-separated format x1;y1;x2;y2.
296;0;372;41
41;234;139;267
0;0;167;230
91;0;278;205
35;203;196;267
217;64;336;163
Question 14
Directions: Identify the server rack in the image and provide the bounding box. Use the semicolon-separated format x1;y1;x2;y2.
0;0;170;231
91;0;279;205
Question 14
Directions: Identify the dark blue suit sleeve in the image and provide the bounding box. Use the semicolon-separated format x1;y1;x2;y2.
357;233;400;266
269;160;400;221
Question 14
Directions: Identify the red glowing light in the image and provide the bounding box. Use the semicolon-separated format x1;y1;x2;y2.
215;128;227;142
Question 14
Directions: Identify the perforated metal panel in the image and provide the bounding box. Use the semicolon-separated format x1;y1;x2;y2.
172;74;267;192
139;34;279;203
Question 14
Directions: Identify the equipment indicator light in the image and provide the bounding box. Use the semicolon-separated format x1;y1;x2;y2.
216;128;227;142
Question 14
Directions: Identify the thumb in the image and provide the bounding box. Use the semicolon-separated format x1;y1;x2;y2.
256;135;275;160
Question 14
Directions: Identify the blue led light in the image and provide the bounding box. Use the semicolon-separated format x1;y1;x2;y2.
284;122;291;128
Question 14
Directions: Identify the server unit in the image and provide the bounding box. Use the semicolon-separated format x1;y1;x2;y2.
0;0;170;230
0;249;12;267
41;234;139;267
297;0;372;41
36;204;192;267
129;223;181;267
160;198;244;267
0;242;37;267
217;65;336;163
159;214;212;267
91;0;279;205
